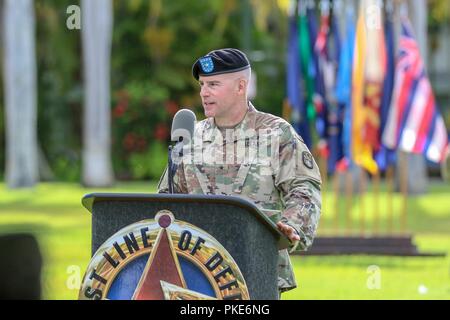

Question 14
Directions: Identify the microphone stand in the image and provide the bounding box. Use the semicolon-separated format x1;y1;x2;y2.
167;137;184;194
168;145;174;194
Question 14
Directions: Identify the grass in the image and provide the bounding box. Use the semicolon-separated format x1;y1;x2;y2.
283;241;450;300
0;180;449;300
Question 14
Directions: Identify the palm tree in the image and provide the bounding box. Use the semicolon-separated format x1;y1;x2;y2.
81;0;114;187
2;0;38;188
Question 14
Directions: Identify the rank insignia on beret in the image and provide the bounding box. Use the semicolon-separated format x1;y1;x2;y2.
302;151;314;169
199;57;214;73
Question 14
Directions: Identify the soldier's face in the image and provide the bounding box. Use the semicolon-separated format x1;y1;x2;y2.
198;74;240;118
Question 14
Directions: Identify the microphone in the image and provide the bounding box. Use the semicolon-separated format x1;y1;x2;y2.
168;109;196;193
171;109;196;145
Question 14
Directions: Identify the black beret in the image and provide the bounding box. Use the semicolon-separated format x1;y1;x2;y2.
192;48;250;80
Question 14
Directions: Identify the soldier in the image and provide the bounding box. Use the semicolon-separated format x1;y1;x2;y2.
158;48;322;296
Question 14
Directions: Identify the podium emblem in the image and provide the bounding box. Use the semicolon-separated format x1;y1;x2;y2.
79;210;249;300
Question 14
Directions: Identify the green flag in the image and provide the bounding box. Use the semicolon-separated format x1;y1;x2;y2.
298;12;316;123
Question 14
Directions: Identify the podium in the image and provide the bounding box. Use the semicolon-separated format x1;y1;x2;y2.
80;193;290;300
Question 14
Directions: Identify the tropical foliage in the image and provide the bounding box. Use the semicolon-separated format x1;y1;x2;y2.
0;0;288;182
0;0;448;182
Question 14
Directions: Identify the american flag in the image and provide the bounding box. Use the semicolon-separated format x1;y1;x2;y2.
382;17;449;163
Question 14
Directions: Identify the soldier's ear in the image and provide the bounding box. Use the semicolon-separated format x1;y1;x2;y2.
237;78;247;95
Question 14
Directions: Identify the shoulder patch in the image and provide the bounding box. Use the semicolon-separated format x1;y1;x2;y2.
302;151;314;169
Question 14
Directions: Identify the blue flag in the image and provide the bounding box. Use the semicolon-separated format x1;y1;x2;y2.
287;12;312;147
334;7;356;171
326;12;343;174
309;7;330;162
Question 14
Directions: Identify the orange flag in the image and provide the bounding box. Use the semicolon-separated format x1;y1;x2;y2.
351;0;386;175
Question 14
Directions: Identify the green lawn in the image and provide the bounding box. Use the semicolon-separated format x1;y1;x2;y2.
0;181;449;300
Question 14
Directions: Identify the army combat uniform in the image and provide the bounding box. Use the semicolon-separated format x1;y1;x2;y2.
158;103;322;293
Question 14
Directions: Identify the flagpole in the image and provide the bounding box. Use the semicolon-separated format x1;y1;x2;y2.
282;99;292;122
373;170;380;235
386;164;394;234
400;152;408;234
345;168;353;235
359;166;366;236
333;171;340;234
323;157;328;197
319;155;328;229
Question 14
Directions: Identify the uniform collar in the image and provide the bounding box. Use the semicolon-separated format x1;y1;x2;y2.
202;102;257;142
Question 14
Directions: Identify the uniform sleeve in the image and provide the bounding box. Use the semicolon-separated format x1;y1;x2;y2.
157;165;188;194
274;125;322;251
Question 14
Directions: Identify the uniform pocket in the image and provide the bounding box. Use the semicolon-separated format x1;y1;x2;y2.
241;163;274;204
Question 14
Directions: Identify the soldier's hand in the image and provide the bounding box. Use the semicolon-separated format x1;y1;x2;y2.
276;222;300;242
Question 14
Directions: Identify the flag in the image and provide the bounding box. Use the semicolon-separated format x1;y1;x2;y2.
326;12;343;173
351;1;378;175
298;8;316;125
362;0;386;152
335;7;356;172
286;8;312;147
306;7;325;141
313;8;330;158
375;8;397;170
382;17;449;163
306;7;319;72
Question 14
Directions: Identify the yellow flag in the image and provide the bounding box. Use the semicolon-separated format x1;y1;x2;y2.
351;0;379;175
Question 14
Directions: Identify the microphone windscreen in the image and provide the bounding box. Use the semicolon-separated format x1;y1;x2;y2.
171;109;197;144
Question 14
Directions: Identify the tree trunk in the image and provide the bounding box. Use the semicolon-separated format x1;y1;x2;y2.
81;0;114;187
2;0;38;188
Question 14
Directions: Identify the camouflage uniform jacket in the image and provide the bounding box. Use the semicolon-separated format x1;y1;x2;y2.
158;102;322;292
